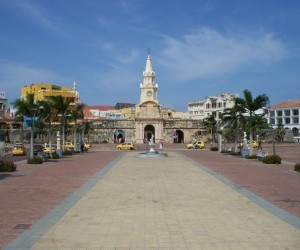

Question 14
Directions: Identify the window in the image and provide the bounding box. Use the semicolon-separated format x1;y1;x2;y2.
277;110;282;116
270;118;275;124
277;118;282;125
223;102;226;108
270;111;275;117
293;117;299;124
293;109;299;116
284;110;290;116
285;118;290;124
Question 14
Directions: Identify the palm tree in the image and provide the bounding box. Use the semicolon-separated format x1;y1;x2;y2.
50;96;72;150
234;89;269;155
222;101;246;152
37;98;57;158
12;93;43;159
203;114;217;147
70;103;85;151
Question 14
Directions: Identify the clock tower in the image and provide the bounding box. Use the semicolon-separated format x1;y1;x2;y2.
135;52;163;143
139;53;158;104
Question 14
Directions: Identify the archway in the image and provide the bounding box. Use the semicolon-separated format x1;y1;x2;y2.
144;125;155;143
174;130;184;143
114;130;125;143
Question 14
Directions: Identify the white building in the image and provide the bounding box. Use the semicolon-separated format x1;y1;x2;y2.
269;100;300;136
188;93;239;121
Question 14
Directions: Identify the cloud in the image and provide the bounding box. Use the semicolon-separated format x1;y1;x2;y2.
159;27;288;82
0;62;65;101
15;1;59;33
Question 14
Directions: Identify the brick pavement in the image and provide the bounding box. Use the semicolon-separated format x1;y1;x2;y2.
181;149;300;219
1;143;300;249
6;151;300;249
0;150;121;249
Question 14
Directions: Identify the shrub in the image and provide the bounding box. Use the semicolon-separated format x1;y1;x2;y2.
27;156;43;164
262;155;281;164
102;140;108;143
229;151;241;156
62;150;73;155
245;155;257;159
0;161;17;172
294;162;300;172
51;152;59;159
210;146;218;151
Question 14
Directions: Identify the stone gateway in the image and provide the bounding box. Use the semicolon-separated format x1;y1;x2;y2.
91;53;205;144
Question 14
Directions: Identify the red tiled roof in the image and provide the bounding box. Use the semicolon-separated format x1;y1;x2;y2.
271;100;300;109
83;109;96;119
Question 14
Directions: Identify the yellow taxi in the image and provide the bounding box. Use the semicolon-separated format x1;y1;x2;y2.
44;143;56;154
186;141;205;149
64;142;74;151
12;144;26;156
239;140;258;148
116;142;135;150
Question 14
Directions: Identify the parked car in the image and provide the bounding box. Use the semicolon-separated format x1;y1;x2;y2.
238;140;258;148
33;144;48;161
186;141;205;149
116;142;135;150
12;144;26;156
76;142;90;151
33;144;45;155
64;142;74;151
44;143;56;154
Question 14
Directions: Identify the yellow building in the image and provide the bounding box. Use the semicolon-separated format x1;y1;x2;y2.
21;82;79;110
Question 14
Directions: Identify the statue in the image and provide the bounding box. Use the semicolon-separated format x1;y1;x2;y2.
149;134;154;145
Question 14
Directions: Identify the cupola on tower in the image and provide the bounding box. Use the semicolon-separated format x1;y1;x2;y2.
139;52;158;104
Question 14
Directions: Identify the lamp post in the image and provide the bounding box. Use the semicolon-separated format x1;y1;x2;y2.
267;99;276;155
218;127;224;152
56;130;62;158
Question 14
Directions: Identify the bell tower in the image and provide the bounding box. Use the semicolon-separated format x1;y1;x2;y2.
140;52;158;104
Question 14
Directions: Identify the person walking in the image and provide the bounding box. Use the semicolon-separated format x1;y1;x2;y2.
80;138;85;153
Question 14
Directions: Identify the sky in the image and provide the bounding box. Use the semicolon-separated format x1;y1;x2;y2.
0;0;300;111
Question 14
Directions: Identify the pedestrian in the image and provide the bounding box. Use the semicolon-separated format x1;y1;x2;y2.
258;141;262;151
80;138;84;153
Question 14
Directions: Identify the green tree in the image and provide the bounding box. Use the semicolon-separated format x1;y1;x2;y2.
70;103;85;151
275;124;286;143
234;89;269;155
12;93;44;158
222;102;246;151
37;98;58;158
203;114;217;146
49;96;72;150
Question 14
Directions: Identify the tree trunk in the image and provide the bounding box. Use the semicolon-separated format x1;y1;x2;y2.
73;125;77;151
49;120;52;158
30;125;34;159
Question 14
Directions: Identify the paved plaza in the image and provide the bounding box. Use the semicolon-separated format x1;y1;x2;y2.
1;144;300;249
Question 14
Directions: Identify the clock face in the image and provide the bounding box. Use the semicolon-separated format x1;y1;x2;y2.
147;91;152;97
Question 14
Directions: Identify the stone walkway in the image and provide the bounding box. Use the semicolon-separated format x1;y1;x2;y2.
5;151;300;249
